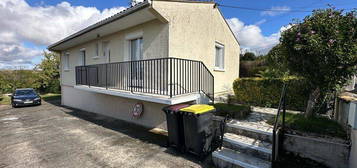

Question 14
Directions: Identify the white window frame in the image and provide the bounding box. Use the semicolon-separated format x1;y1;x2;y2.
124;31;143;61
79;48;86;66
214;42;225;71
62;52;70;71
102;41;110;63
93;42;99;59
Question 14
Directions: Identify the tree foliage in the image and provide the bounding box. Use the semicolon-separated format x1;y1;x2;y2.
280;8;357;117
35;52;60;93
0;52;60;94
240;52;257;61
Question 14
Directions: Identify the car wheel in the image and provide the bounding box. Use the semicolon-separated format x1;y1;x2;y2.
12;104;16;108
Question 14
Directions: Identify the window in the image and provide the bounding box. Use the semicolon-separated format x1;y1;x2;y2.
102;41;109;57
130;38;143;81
215;42;224;70
63;52;70;70
95;42;99;57
130;38;143;61
79;49;86;66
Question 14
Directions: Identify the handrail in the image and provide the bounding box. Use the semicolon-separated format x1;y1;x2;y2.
271;83;287;166
75;57;214;102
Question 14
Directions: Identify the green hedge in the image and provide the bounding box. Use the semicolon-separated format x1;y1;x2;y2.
233;78;310;111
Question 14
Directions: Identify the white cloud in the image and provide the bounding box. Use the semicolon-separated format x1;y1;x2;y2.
0;0;126;69
261;6;291;16
0;43;42;69
254;19;267;26
227;17;289;54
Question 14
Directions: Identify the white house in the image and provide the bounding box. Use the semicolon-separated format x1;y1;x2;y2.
48;0;240;129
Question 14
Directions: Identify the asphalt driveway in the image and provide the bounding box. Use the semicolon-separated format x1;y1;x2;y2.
0;100;210;168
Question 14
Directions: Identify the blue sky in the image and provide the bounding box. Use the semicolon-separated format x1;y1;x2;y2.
0;0;356;69
25;0;356;36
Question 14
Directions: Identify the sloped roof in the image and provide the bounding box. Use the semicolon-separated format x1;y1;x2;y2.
48;1;150;51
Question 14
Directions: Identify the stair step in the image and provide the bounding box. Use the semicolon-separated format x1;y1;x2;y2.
225;121;273;143
212;148;271;168
223;133;272;161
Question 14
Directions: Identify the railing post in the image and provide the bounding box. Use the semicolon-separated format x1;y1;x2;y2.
87;66;90;88
105;64;108;90
282;94;286;131
130;61;133;93
212;75;214;103
198;63;201;93
170;58;172;98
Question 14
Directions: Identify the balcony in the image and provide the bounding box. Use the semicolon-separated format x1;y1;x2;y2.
75;57;214;104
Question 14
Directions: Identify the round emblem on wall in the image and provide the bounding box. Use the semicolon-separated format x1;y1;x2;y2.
132;102;144;118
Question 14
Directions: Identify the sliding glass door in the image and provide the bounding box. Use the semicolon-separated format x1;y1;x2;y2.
130;38;143;86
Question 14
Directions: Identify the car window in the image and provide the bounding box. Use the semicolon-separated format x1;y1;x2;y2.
15;90;36;96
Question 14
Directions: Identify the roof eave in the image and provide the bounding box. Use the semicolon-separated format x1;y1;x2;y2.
48;1;151;51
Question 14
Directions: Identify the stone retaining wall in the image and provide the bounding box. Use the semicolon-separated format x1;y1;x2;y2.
284;133;350;168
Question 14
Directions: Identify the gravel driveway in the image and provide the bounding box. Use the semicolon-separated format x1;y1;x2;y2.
0;100;211;168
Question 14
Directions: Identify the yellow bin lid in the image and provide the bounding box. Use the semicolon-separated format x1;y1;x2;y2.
180;104;215;114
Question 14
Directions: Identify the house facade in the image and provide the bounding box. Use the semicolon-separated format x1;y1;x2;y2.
49;0;240;129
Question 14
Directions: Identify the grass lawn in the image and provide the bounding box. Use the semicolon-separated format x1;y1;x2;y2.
0;95;11;105
0;93;61;105
267;113;347;139
41;93;61;101
213;103;251;120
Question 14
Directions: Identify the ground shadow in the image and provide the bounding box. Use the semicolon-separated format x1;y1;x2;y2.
43;99;61;106
60;103;213;167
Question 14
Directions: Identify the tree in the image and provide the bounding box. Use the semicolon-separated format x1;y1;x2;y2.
240;52;257;61
257;44;290;78
34;52;60;93
280;8;357;117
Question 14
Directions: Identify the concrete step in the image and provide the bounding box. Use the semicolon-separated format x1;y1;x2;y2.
223;133;272;161
212;147;271;168
225;121;273;143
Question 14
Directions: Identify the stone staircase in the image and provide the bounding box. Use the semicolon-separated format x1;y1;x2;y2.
212;107;275;168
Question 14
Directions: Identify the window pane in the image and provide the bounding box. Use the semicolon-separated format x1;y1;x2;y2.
102;42;108;57
220;48;224;69
95;43;99;56
215;46;220;67
215;43;224;69
63;54;69;69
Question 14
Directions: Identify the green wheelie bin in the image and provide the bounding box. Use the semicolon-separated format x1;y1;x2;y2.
180;104;216;157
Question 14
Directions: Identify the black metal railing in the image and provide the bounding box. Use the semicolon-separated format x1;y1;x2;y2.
75;57;214;101
271;84;287;167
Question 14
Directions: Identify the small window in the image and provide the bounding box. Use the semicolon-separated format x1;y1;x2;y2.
95;42;99;57
102;41;109;57
215;42;224;70
79;49;86;66
63;52;70;70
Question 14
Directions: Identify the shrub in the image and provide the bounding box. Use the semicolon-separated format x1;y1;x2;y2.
267;113;346;139
233;77;310;111
213;103;251;120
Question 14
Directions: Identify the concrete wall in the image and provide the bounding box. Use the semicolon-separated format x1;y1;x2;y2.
152;1;240;94
284;133;350;168
60;19;169;86
62;85;167;129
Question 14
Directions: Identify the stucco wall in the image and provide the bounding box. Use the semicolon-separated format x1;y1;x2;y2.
60;19;169;86
152;1;240;94
62;85;167;129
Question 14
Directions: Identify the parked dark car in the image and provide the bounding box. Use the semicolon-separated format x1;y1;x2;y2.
10;88;41;108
